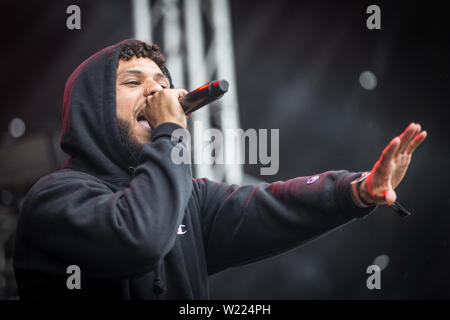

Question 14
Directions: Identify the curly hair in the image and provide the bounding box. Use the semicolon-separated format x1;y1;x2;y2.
119;40;173;87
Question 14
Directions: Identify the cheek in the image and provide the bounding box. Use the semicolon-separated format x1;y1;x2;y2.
116;88;137;120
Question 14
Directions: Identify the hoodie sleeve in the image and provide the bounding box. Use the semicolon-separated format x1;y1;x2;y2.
14;123;192;279
194;171;378;275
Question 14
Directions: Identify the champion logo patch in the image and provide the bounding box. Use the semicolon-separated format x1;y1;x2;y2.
306;175;320;184
177;224;187;235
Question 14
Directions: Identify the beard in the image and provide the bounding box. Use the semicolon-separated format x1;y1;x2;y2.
117;117;144;167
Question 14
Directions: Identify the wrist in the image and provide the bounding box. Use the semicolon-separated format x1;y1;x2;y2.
358;180;374;205
350;171;374;208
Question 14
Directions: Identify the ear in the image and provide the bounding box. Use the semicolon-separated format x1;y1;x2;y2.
187;112;193;118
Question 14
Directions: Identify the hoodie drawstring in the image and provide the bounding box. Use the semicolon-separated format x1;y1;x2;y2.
153;263;166;295
128;165;165;295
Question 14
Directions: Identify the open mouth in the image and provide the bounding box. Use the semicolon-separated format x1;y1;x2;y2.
136;113;152;132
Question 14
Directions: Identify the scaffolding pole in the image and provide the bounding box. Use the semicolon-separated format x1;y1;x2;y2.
131;0;243;184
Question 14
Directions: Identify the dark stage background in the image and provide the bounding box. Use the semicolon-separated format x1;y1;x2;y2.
0;0;449;299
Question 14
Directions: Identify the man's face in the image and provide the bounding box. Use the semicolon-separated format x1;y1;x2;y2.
116;57;170;145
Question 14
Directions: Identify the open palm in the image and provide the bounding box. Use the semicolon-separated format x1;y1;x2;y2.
360;122;427;205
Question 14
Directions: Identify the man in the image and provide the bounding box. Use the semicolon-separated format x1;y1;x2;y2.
13;39;427;299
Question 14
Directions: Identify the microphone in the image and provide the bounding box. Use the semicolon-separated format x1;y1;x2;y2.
179;80;229;114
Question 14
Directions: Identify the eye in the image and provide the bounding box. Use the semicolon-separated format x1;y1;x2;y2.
125;81;140;86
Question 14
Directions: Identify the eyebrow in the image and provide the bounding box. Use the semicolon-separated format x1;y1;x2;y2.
117;69;169;84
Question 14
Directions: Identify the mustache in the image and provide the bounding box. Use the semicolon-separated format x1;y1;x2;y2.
134;100;149;119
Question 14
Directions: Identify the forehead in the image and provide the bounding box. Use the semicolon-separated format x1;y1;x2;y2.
116;57;163;76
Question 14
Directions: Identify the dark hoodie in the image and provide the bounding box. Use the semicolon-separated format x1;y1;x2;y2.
13;39;377;299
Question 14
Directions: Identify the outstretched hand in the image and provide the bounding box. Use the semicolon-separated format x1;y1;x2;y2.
359;122;427;205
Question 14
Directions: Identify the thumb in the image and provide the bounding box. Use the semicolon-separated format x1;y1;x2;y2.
384;189;397;206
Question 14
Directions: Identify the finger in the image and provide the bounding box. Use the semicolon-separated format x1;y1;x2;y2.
406;130;427;154
384;188;397;205
397;123;420;155
376;137;400;177
175;89;189;98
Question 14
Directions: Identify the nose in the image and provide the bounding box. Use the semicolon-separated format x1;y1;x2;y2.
143;81;164;97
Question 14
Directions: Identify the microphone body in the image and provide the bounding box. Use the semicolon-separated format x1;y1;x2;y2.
179;80;229;114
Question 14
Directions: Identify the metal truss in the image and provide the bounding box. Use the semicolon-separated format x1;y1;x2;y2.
132;0;243;184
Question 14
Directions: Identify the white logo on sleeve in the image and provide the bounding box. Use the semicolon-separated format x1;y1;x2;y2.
306;175;320;184
177;224;187;235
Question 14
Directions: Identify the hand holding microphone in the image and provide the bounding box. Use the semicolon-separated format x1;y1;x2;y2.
144;80;229;129
179;80;229;114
